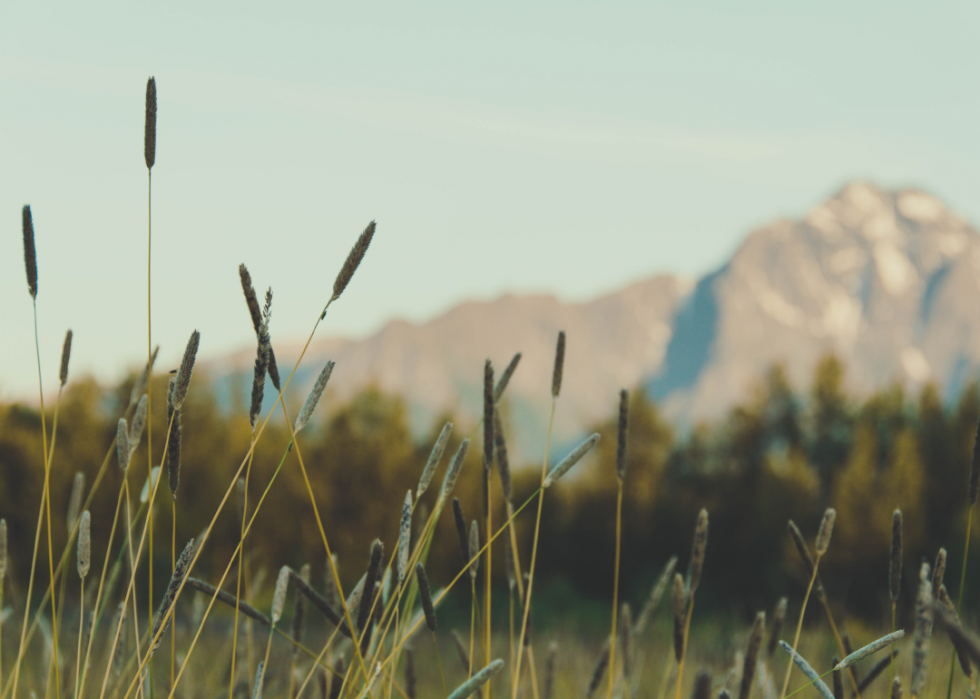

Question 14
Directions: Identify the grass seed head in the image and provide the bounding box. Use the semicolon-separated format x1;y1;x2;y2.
891;678;903;699
144;77;157;169
890;509;903;601
692;671;712;699
332;220;375;302
295;361;335;433
173;329;201;408
767;597;787;659
493;409;512;502
415;562;437;632
77;510;91;579
912;562;933;697
815;508;836;557
543;433;601;488
672;572;686;662
634;555;678;635
452;498;470;570
59;329;72;386
117;418;130;471
468;520;480;582
932;548;946;594
440;439;470;499
738;611;765;699
398;490;413;583
66;471;85;530
418;421;452;500
22;205;37;298
272;566;291;626
616;388;630;483
552;331;565;398
689;508;709;592
493;352;521;402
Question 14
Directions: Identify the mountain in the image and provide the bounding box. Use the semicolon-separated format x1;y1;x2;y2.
214;181;980;459
650;181;980;420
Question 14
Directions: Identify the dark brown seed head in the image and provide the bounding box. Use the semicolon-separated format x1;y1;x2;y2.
172;330;201;409
815;508;836;557
831;659;843;699
493;409;512;502
415;562;437;631
932;548;947;594
22;205;37;298
332;220;375;302
672;572;686;662
586;643;610;699
452;498;470;570
505;535;517;592
718;689;731;699
249;322;270;430
404;647;416;699
891;678;902;699
493;353;522;402
59;330;72;386
890;509;903;602
767;597;787;659
616;389;630;483
0;519;7;581
357;540;384;632
483;360;494;467
238;264;280;391
911;562;933;697
858;652;901;693
292;563;311;654
934;597;978;680
551;331;565;398
788;520;826;601
144;77;157;169
972;417;980;506
738;611;765;699
692;671;712;699
689;509;709;592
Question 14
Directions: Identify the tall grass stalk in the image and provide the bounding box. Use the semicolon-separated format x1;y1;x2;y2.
607;389;629;699
144;76;157;699
512;331;564;699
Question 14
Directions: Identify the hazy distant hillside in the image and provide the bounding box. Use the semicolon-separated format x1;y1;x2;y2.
213;181;980;460
214;274;692;460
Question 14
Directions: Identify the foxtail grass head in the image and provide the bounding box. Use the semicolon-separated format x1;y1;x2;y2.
415;562;437;631
59;329;72;386
493;409;512;502
239;264;281;391
440;438;469;500
468;520;480;582
77;510;91;579
272;565;290;625
67;471;85;530
117;418;130;470
144;77;157;170
295;361;335;434
452;497;469;569
672;572;686;661
815;508;836;557
493;352;521;402
767;596;787;659
248;290;272;429
911;562;933;697
417;421;452;500
483;359;494;475
331;220;375;303
738;611;765;699
932;548;946;593
543;433;601;488
890;509;902;602
22;205;37;299
172;330;201;409
616;388;629;483
446;659;504;699
398;491;412;583
552;331;565;398
689;508;709;592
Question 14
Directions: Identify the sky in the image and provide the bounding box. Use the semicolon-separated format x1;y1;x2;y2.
2;2;980;400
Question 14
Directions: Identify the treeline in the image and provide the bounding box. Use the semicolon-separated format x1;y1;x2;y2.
0;354;977;624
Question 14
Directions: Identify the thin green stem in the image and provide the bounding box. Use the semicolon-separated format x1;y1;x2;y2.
607;485;623;699
779;556;821;699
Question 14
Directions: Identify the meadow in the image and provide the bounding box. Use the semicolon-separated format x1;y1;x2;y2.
5;78;980;699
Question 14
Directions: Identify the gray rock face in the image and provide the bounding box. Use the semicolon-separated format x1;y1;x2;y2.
650;181;980;424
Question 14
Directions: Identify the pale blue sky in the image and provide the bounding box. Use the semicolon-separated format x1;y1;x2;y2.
3;2;979;399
